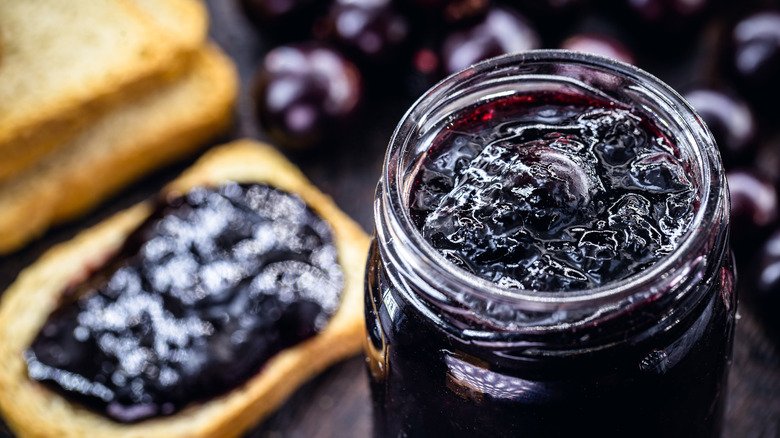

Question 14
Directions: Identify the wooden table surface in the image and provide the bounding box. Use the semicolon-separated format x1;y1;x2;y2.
1;1;779;437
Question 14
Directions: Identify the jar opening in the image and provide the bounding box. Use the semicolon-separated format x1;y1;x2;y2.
379;50;727;313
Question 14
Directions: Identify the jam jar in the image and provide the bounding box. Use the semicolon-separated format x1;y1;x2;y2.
364;51;735;438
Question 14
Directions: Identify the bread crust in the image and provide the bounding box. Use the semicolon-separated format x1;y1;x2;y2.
0;0;208;182
0;44;237;255
0;140;371;438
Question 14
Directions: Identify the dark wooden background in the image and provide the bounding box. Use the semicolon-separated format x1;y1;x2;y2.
1;1;779;436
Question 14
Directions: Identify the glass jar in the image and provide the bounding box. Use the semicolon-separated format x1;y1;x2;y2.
364;50;736;438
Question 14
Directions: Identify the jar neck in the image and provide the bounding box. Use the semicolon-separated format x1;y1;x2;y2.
373;50;730;345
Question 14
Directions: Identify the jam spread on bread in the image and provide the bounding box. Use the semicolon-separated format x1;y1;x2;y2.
25;183;344;423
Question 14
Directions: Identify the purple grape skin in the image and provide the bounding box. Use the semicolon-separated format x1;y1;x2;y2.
682;88;758;166
253;43;363;149
325;0;412;67
727;170;780;261
725;10;780;103
751;228;780;330
440;6;541;75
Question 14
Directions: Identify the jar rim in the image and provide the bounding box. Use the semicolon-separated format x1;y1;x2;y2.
378;49;727;313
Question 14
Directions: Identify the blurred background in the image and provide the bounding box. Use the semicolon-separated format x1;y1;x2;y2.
2;0;780;436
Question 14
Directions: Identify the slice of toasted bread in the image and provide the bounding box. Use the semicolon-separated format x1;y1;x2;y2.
0;0;207;182
129;0;208;54
0;44;237;255
0;140;370;438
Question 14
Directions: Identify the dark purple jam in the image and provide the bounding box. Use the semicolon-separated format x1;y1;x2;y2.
26;183;344;423
365;242;734;438
366;90;735;438
409;93;697;291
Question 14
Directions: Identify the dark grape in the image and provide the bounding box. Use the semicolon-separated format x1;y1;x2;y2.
439;6;541;75
724;10;780;105
727;169;779;260
324;0;411;68
683;88;758;166
751;228;780;330
253;43;363;149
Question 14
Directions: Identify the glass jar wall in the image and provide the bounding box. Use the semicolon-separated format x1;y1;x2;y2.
365;50;736;438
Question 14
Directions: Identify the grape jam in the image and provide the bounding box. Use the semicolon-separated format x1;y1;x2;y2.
26;183;344;423
366;54;735;438
408;93;696;291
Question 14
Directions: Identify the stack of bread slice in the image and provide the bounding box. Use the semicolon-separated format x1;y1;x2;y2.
0;0;238;255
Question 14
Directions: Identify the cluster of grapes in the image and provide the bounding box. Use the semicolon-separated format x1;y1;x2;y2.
238;0;780;328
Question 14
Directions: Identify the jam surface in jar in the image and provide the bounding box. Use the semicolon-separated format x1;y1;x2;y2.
26;183;344;423
409;92;697;291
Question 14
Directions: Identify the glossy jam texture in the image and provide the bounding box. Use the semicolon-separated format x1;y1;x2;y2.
409;92;697;291
26;183;344;423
